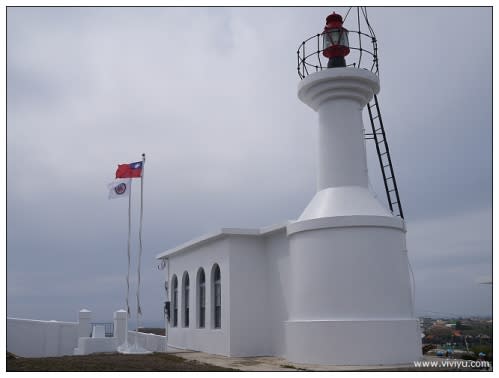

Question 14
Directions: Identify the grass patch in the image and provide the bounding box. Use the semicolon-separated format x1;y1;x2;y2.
7;352;239;372
280;363;309;371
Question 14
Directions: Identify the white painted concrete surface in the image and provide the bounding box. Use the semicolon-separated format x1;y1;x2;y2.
163;237;230;356
228;235;271;357
74;337;119;355
297;68;379;191
285;319;421;365
78;309;91;338
7;317;78;357
128;331;167;352
7;308;168;357
114;309;128;346
155;67;420;366
286;67;421;364
157;225;291;358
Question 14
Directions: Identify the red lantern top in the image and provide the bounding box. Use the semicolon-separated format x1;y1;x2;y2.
325;12;344;29
323;12;350;59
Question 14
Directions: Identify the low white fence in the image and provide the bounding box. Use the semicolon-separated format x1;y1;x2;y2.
7;310;168;357
7;317;78;357
128;330;168;353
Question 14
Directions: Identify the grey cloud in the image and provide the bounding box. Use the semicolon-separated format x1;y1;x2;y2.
7;7;492;323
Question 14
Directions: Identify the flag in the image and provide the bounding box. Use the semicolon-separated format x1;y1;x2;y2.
108;179;131;199
116;161;143;179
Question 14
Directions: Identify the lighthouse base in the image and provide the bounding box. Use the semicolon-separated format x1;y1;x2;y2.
285;318;421;365
285;213;421;365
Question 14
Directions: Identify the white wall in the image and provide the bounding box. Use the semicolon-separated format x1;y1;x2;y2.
128;331;167;352
286;318;421;365
263;229;290;357
285;221;420;365
162;229;292;358
74;337;119;355
289;226;413;319
161;230;293;358
228;235;271;357
165;238;230;355
7;317;78;357
7;316;170;357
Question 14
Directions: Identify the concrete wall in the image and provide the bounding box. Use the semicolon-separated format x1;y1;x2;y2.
74;337;119;356
159;221;420;365
161;228;292;358
263;229;290;357
286;318;421;365
8;314;169;356
228;229;292;358
228;235;270;357
288;225;413;320
166;238;230;355
7;317;78;357
160;228;291;359
286;219;420;365
128;331;167;353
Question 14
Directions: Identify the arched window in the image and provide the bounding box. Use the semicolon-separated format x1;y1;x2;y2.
171;275;178;327
197;268;206;328
212;264;221;329
182;272;190;328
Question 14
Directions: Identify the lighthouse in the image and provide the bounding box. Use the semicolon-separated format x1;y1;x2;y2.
156;9;421;366
285;12;421;365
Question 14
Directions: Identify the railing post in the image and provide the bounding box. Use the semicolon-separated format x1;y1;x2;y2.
78;309;92;338
114;309;128;346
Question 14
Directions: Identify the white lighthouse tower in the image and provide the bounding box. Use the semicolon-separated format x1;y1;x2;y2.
285;12;421;365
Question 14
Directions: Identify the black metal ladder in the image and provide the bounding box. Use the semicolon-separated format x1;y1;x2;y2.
364;94;404;219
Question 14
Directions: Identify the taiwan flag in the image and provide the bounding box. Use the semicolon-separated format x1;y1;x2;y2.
116;161;143;178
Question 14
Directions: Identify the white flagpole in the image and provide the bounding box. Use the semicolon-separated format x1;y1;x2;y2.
136;153;146;334
165;258;169;352
126;181;132;321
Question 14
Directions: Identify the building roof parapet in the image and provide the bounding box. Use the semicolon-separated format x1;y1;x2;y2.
155;221;290;259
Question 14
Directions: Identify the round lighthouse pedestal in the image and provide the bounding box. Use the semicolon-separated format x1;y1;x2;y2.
285;68;421;365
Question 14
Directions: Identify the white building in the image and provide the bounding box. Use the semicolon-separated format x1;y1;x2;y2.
156;33;421;366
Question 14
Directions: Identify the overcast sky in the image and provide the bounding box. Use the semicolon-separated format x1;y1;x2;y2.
7;6;492;325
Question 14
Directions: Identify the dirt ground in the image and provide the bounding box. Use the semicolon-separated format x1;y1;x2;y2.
6;352;239;372
7;351;491;372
